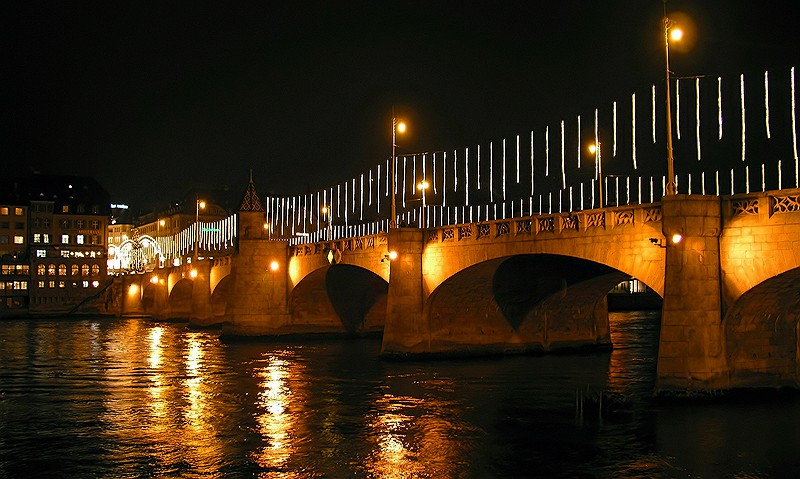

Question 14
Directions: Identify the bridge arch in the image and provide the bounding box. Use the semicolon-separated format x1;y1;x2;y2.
168;277;194;319
724;266;800;388
211;275;233;318
290;264;387;334
423;253;630;353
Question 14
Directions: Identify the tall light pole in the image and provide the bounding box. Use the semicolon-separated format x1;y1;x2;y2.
664;16;683;195
589;142;603;208
391;113;406;228
417;180;429;228
194;197;205;264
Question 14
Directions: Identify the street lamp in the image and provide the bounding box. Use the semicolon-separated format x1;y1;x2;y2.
417;180;429;228
321;205;332;239
589;142;604;208
194;197;206;263
391;113;407;228
664;16;683;195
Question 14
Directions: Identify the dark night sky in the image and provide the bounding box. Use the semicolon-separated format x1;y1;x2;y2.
3;1;799;213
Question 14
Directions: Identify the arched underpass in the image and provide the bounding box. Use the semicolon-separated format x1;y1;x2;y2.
424;254;651;354
724;266;800;388
290;264;388;334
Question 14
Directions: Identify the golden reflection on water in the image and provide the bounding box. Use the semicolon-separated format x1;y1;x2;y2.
252;354;304;477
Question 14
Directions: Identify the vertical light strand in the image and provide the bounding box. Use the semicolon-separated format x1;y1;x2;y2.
594;108;599;178
489;141;494;200
516;135;520;183
715;170;720;196
402;157;406;208
477;145;481;190
443;151;448;207
577;115;582;168
560;120;566;189
432;153;437;194
352;178;356;212
359;174;364;220
676;79;681;140
765;70;771;139
718;77;724;140
412;155;417;190
613;102;618;156
761;163;766;191
454;149;458;193
696;78;701;161
368;169;373;206
701;172;706;195
530;131;535;195
740;73;746;162
651;85;656;143
545;126;550;176
632;93;638;169
377;165;381;212
746;165;750;193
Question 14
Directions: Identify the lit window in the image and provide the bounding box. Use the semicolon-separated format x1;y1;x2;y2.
0;207;7;215
43;233;50;243
91;281;99;287
76;234;85;245
71;264;79;276
58;281;65;288
33;233;41;243
77;220;84;229
82;281;89;288
58;264;67;276
61;234;69;244
36;250;46;258
82;264;90;276
14;235;24;244
47;264;56;275
61;250;70;258
38;281;44;288
92;221;99;229
62;205;69;213
14;208;23;216
48;280;55;288
91;264;100;275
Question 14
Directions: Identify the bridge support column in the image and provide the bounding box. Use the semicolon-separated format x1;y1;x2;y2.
657;195;730;394
221;238;291;337
189;260;214;327
382;228;427;354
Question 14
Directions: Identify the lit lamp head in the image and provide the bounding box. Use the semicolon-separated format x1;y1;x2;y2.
198;200;206;209
588;143;599;154
396;121;406;134
417;180;430;191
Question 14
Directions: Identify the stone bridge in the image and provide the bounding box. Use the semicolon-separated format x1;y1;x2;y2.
118;188;800;393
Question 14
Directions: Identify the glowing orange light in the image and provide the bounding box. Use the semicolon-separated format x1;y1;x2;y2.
670;27;683;42
396;121;406;134
671;233;683;244
150;276;159;284
269;261;280;272
189;269;198;278
388;250;398;260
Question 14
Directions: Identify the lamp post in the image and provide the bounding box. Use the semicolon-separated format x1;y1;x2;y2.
194;197;205;263
321;205;332;239
589;142;603;208
417;180;429;228
664;16;683;195
391;113;406;229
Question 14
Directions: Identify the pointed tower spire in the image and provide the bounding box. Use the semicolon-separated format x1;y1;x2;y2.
238;171;265;212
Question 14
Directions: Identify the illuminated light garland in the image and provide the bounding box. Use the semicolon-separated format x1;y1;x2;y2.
741;73;746;162
360;174;364;220
545;126;550;176
632;93;637;169
651;85;656;143
429;154;435;194
715;170;720;195
688;173;692;195
560;120;566;189
761;163;765;191
594;108;600;179
746;165;751;194
650;177;654;203
368;169;373;206
696;78;701;161
718;77;724;140
477;145;481;190
730;168;735;194
337;184;341;217
778;159;782;189
765;71;771;139
530;131;535;195
613;101;618;156
376;167;381;211
701;172;706;195
637;177;642;204
443;151;447;206
489;141;494;199
569;186;573;211
516;135;520;183
352;178;356;212
577;115;582;168
454;149;458;193
502;139;506;200
676;79;681;140
402;156;407;208
580;182;584;210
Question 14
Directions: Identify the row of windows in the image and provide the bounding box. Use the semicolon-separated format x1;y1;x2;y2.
36;264;101;276
0;235;25;245
1;265;30;275
31;233;102;245
36;280;101;289
0;207;25;216
0;281;27;291
35;249;103;259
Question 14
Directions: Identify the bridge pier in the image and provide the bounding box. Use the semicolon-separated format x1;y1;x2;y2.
189;261;215;327
382;228;427;353
657;195;730;394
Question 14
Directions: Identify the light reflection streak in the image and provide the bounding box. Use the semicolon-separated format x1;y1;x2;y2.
253;355;296;473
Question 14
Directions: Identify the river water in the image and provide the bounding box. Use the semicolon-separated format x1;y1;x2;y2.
1;312;798;478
